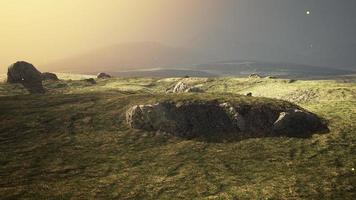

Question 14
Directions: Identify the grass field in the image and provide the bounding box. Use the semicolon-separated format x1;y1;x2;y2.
0;75;355;199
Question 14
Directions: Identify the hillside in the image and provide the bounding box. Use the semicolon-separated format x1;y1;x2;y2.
0;75;355;199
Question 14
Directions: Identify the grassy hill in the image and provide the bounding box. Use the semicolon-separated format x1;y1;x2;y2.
0;75;355;199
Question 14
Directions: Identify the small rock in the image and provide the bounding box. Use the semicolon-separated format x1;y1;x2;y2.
249;73;262;79
172;81;189;93
41;72;59;81
246;92;253;97
97;73;111;79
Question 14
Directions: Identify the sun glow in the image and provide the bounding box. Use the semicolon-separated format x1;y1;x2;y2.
0;0;203;72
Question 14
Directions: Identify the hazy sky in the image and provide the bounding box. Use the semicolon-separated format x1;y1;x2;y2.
1;0;355;73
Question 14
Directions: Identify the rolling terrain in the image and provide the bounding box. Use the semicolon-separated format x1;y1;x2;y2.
195;60;355;79
0;75;355;199
42;42;355;79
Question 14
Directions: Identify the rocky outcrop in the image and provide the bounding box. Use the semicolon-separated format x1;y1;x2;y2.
273;109;327;137
168;81;204;93
7;61;45;94
126;102;241;139
172;81;189;93
126;100;328;141
41;72;59;81
97;73;111;79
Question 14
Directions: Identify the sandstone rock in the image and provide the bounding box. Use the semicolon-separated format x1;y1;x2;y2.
97;73;111;79
7;61;45;94
41;72;59;81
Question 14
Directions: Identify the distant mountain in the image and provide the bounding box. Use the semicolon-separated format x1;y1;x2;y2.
46;42;205;73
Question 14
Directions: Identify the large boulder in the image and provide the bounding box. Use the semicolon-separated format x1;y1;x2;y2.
97;72;111;79
126;104;172;131
273;109;328;137
126;100;328;141
41;72;59;81
126;102;242;139
7;61;45;94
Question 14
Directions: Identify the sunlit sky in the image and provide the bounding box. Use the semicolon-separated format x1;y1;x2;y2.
1;0;206;72
1;0;355;73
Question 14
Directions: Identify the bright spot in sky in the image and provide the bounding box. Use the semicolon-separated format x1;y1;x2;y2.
306;10;311;15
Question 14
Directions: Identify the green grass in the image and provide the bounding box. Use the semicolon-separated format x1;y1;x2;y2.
0;75;355;199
